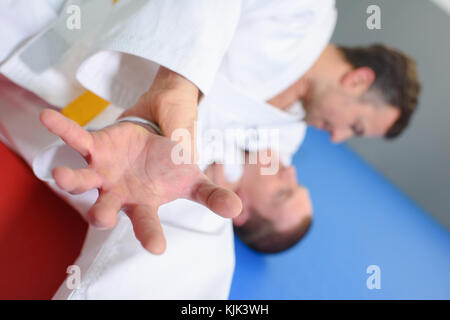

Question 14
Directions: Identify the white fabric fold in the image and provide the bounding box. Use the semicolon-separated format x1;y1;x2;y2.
197;74;307;169
1;0;242;107
219;0;337;101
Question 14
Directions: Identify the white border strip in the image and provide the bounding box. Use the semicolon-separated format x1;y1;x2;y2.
431;0;450;16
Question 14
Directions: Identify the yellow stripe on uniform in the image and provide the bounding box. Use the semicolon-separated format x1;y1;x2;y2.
62;91;110;126
63;1;118;125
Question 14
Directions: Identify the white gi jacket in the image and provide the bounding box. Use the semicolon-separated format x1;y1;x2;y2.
0;0;337;299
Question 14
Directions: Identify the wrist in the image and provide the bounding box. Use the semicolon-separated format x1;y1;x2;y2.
116;116;162;136
119;66;200;139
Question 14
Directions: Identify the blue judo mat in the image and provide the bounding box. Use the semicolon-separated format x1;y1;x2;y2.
230;127;450;299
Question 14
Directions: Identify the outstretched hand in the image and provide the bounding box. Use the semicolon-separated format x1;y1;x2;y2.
40;109;242;254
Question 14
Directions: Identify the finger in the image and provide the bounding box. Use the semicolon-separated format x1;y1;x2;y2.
52;167;103;194
191;178;242;219
88;192;122;229
40;109;93;157
127;205;166;255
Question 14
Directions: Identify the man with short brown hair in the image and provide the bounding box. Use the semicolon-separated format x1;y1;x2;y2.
268;44;421;144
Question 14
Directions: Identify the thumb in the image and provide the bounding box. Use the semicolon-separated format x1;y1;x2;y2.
191;177;243;219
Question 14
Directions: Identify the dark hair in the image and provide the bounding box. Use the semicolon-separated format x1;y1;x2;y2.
339;44;421;138
233;209;312;254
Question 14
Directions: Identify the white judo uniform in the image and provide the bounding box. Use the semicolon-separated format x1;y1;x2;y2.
0;0;337;299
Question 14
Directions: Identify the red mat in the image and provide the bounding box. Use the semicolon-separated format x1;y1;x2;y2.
0;142;87;300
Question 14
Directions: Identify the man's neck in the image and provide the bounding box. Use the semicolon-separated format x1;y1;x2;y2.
267;44;345;111
266;77;310;111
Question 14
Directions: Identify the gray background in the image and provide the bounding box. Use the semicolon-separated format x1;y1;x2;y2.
331;0;450;229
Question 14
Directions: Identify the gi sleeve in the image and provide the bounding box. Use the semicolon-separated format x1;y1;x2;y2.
99;0;243;95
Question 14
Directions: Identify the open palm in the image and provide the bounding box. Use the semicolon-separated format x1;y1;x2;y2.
40;109;242;254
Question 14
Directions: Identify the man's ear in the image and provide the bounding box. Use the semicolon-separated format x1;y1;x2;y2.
340;67;375;96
